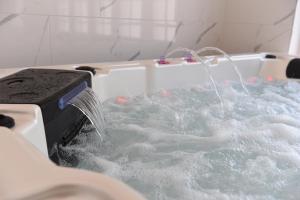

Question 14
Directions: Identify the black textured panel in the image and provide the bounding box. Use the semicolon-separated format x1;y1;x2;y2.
0;114;15;128
265;54;277;59
0;69;91;121
0;69;92;163
286;59;300;79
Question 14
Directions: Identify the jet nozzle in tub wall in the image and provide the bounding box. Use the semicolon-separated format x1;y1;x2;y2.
0;68;92;163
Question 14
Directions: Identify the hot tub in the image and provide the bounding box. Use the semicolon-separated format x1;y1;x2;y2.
0;53;294;154
0;52;299;200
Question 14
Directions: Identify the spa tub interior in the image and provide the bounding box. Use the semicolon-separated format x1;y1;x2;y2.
0;53;267;155
1;52;300;199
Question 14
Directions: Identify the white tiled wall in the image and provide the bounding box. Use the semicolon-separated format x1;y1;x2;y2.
0;0;297;68
0;0;226;68
220;0;298;54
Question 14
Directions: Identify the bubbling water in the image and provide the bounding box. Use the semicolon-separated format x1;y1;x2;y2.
59;79;300;200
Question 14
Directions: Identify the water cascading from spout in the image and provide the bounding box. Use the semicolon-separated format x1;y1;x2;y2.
196;47;249;94
70;88;106;141
164;47;225;111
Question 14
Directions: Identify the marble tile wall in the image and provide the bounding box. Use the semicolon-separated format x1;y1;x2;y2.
220;0;298;54
0;0;297;68
0;0;226;68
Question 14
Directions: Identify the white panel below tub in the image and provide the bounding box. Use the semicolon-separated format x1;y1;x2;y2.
151;63;210;91
259;59;290;80
0;104;48;156
209;56;263;82
94;67;146;101
151;56;263;91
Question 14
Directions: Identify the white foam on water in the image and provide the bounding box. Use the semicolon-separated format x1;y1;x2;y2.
59;79;300;200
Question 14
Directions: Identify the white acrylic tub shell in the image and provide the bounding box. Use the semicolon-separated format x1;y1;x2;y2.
0;127;146;200
0;53;296;200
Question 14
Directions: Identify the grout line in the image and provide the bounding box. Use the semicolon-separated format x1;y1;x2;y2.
34;16;50;66
0;12;208;24
49;16;53;65
0;13;18;26
274;9;296;26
